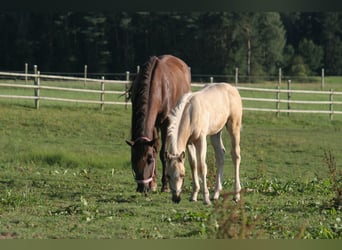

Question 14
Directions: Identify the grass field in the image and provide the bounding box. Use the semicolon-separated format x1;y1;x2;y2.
0;80;341;239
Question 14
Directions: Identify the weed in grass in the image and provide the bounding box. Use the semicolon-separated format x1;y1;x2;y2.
213;192;262;239
323;150;342;210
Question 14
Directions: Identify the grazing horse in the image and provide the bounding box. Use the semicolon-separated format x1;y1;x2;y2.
165;83;242;204
126;55;191;193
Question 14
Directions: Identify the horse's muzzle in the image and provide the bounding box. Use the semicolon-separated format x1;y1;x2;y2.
136;183;150;193
172;192;181;204
172;193;181;203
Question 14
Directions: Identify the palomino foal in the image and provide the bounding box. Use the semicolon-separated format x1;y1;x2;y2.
165;83;242;205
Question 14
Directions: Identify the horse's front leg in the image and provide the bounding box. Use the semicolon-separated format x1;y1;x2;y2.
227;121;242;202
196;138;211;205
187;143;199;202
159;124;170;192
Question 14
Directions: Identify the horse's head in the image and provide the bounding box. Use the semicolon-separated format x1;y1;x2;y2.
126;137;157;193
165;151;186;203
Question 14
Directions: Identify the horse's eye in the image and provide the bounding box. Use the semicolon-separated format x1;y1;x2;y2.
147;155;154;164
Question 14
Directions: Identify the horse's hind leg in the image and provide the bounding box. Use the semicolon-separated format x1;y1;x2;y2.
210;132;225;200
227;119;242;201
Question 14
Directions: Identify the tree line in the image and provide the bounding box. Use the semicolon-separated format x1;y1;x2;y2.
1;12;342;77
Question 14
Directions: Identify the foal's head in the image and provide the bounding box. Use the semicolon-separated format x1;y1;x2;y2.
126;138;158;193
165;151;186;203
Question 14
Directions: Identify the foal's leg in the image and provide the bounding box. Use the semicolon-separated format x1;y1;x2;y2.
196;137;211;205
210;132;226;200
227;120;242;201
187;143;199;201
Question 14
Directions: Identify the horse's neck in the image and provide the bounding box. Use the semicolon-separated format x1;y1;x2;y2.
132;107;158;140
174;115;191;155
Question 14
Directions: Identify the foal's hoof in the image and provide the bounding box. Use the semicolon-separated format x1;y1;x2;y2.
203;200;212;206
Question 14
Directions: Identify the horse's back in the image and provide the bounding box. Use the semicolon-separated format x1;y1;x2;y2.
190;83;242;135
154;55;191;116
157;54;191;95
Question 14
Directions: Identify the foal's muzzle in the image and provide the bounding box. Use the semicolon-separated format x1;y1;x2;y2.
172;193;181;203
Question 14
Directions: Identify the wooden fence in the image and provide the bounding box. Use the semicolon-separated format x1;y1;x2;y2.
1;71;342;120
0;71;130;111
237;86;342;120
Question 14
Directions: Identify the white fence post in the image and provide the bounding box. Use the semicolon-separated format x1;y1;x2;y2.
125;71;130;109
287;80;291;116
34;70;40;109
84;65;88;87
235;67;238;86
321;68;325;90
330;88;334;121
276;86;280;117
100;76;105;111
25;63;28;84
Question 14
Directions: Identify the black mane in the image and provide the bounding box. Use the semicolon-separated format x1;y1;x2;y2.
130;56;158;139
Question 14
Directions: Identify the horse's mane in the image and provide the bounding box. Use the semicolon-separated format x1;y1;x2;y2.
129;56;159;138
167;92;193;152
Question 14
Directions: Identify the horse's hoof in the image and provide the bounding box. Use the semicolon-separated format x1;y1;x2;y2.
203;200;212;205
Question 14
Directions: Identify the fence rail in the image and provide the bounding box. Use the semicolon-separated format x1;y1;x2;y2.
1;71;342;120
0;71;130;111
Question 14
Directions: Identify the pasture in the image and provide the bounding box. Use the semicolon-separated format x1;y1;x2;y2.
0;82;341;239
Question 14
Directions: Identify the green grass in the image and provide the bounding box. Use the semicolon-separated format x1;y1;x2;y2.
0;84;341;239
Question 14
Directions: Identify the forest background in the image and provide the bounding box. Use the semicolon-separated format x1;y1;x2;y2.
1;12;342;78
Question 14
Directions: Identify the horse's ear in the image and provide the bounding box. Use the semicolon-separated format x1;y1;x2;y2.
165;151;171;160
126;140;134;147
179;151;186;162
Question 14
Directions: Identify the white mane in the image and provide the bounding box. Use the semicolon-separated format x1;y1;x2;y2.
167;92;193;153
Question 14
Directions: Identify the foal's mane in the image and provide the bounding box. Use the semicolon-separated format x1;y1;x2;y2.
167;92;193;151
130;56;159;138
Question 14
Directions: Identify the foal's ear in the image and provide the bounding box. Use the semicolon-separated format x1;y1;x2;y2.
165;151;171;160
178;151;186;162
125;140;134;147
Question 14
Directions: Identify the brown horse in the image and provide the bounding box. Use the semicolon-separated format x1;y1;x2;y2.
126;55;191;193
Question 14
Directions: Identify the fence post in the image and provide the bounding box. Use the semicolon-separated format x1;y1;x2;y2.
100;76;105;111
235;67;238;86
321;68;325;90
136;65;140;74
25;63;28;84
125;71;130;109
276;86;280;117
330;88;334;121
287;80;291;116
278;68;282;87
84;65;88;87
34;69;40;109
210;77;213;83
